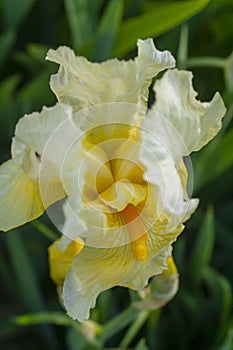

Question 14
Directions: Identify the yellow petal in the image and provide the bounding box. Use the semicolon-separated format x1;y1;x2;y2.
0;157;43;231
111;138;145;184
163;256;177;276
63;241;170;321
99;181;146;211
178;158;190;201
10;103;72;210
48;236;83;286
73;102;145;146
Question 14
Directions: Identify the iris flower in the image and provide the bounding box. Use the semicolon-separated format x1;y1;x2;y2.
0;39;226;322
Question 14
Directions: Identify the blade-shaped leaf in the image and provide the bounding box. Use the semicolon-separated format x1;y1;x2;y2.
64;0;93;49
188;207;215;285
15;312;72;326
113;0;210;56
194;128;233;191
0;30;16;68
3;0;37;29
135;338;150;350
202;268;232;345
91;0;124;61
6;233;44;311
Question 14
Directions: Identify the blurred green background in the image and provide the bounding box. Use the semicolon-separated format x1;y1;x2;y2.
0;0;232;349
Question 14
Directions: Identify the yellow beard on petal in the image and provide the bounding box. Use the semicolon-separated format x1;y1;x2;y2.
121;204;148;262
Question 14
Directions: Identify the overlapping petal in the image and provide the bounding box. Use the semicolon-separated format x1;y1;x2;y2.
0;36;227;323
0;156;43;231
49;184;183;321
135;256;179;310
0;103;72;231
49;235;83;286
151;69;226;156
63;238;173;322
139;124;199;226
12;103;73;157
46;39;175;112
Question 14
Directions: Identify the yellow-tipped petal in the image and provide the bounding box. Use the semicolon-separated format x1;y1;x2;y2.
0;157;43;231
135;256;179;310
63;241;172;322
163;256;178;276
48;236;83;286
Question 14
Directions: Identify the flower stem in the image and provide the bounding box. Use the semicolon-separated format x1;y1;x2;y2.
187;57;226;69
98;306;139;344
177;24;189;69
119;310;149;347
31;220;58;241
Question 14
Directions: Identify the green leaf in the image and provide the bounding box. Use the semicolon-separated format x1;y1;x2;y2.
18;67;55;112
64;0;93;49
177;24;189;69
91;0;124;61
135;338;150;350
187;56;226;68
0;30;16;68
3;0;37;29
188;207;215;285
0;248;15;294
66;327;88;350
31;220;58;242
27;43;50;63
98;306;139;343
0;74;21;107
202;268;232;345
217;324;233;350
225;51;233;93
14;311;73;327
6;232;44;311
0;75;22;143
194;128;233;191
6;232;58;348
119;310;149;347
66;326;101;350
88;0;105;23
15;311;102;348
113;0;211;56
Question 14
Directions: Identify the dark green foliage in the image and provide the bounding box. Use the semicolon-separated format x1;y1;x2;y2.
0;1;232;349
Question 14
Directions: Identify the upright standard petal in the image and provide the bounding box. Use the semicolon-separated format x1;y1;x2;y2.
12;103;73;157
46;39;175;111
152;69;226;156
136;38;175;84
139;123;199;226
